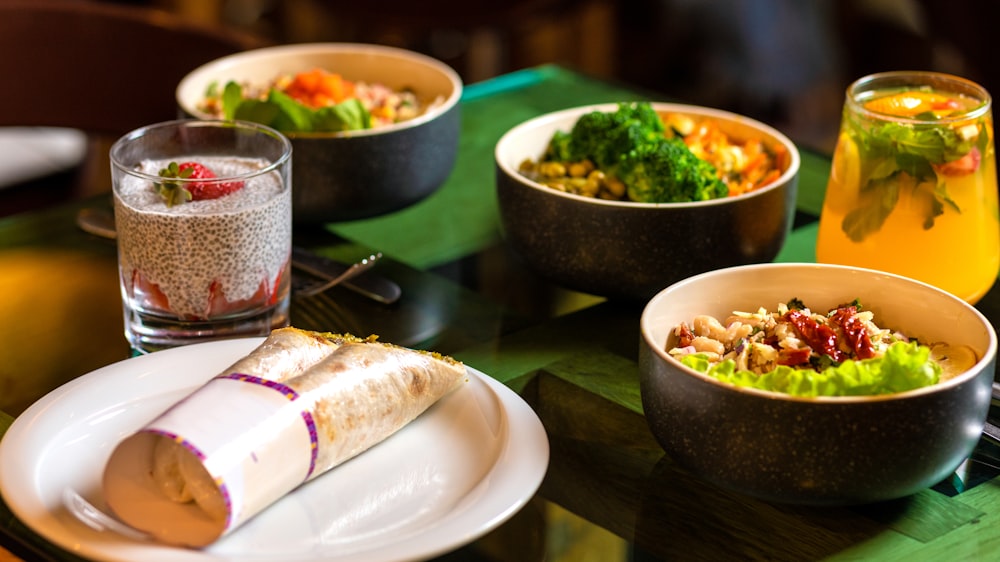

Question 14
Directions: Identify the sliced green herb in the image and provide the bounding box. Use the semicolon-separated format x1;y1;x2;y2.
842;102;985;241
786;297;807;310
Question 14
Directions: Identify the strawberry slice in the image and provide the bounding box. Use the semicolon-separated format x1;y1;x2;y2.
130;269;171;312
935;146;981;176
206;264;288;318
156;161;245;206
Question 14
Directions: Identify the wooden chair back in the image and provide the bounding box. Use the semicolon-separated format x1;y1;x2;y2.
0;0;271;214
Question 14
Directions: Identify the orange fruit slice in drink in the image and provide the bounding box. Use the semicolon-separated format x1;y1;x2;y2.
824;132;861;212
864;91;961;117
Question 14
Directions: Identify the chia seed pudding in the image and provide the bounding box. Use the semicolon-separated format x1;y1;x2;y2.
114;155;291;321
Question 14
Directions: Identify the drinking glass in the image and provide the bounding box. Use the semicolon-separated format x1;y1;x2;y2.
816;71;1000;304
110;120;293;352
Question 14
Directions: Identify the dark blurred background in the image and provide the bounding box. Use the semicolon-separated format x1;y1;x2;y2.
3;0;998;217
125;0;1000;154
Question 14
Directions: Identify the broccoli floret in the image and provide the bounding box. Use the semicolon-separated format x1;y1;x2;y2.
541;101;727;203
545;130;574;161
619;137;728;202
564;102;665;169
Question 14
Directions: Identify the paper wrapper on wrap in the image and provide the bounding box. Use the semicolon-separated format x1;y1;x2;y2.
102;328;467;547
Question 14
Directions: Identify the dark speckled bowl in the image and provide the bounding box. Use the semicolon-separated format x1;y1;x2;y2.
494;102;799;301
177;43;461;223
639;263;997;505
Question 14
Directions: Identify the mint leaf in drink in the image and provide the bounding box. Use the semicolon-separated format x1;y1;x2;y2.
841;94;984;242
842;172;899;242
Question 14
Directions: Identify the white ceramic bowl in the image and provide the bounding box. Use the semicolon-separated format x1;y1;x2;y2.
639;262;997;505
177;43;463;223
495;102;800;301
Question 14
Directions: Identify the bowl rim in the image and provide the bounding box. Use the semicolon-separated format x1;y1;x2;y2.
495;101;801;208
176;42;463;139
640;262;999;403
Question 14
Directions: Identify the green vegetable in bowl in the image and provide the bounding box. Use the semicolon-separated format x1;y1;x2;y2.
547;101;664;166
220;81;371;134
682;340;941;397
545;101;727;203
196;68;428;135
667;298;977;397
619;135;728;202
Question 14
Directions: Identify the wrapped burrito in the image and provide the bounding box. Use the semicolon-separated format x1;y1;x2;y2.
102;328;467;547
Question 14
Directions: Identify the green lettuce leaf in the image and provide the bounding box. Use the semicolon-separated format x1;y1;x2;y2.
681;340;941;397
313;98;370;131
216;80;373;134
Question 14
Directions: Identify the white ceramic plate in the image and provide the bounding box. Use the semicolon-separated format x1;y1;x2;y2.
0;338;549;562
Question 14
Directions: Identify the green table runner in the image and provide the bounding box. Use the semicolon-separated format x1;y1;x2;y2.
328;64;832;270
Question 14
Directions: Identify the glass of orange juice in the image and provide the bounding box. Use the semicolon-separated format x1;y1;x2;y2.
816;71;999;304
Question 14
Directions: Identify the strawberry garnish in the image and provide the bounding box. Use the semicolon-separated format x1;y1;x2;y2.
206;265;287;318
156;161;245;206
935;146;981;177
130;269;171;312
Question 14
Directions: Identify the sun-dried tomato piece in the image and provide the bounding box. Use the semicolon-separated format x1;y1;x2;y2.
783;310;845;362
777;347;812;366
830;307;876;359
675;323;695;347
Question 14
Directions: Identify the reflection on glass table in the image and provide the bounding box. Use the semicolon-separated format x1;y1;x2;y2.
2;65;1000;562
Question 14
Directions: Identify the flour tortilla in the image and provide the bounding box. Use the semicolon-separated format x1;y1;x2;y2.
287;340;468;480
218;326;362;382
149;327;352;510
105;330;467;547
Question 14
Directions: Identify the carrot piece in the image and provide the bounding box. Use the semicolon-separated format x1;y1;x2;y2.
295;68;323;92
282;69;357;106
756;169;781;188
320;73;345;102
742;152;767;175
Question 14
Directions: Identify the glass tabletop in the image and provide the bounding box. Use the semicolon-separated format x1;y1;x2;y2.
2;65;1000;562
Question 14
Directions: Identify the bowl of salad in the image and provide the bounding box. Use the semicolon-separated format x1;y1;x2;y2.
494;101;800;301
638;262;997;505
177;43;462;223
